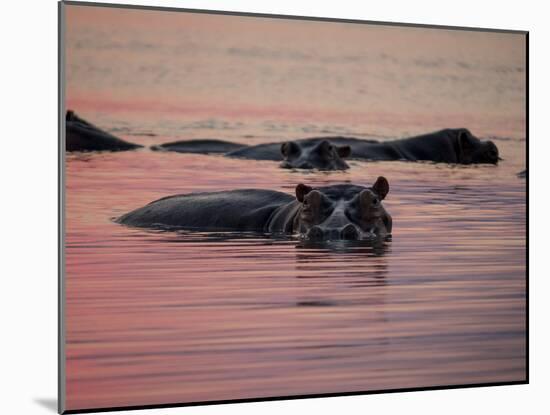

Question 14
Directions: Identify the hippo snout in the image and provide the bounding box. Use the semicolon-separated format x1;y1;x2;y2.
306;224;361;241
307;226;325;240
341;224;360;240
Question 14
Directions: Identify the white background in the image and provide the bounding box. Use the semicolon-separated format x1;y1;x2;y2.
0;0;543;414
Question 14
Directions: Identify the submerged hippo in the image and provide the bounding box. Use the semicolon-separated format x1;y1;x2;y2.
346;128;500;164
152;128;499;169
154;137;354;170
231;138;353;170
116;177;392;241
66;110;142;152
151;139;246;154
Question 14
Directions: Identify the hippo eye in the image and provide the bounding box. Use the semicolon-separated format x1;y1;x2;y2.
372;197;379;205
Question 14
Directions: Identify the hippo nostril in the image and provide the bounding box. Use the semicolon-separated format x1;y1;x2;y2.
341;224;359;240
307;226;324;240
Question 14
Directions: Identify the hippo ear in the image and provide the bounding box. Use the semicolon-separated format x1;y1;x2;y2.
372;176;389;200
337;145;351;158
281;141;300;158
295;183;313;203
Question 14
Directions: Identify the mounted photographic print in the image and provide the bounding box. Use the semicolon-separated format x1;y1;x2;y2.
59;1;528;413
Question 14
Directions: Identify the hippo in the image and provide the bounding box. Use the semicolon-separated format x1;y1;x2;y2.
153;136;355;170
66;110;143;152
151;139;246;154
345;128;500;164
151;128;499;169
116;177;392;241
230;138;354;170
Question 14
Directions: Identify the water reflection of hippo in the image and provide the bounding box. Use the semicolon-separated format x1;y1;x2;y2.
66;110;142;152
152;128;499;169
116;177;392;241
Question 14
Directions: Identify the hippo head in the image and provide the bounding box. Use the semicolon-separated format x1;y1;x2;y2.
292;177;392;240
279;139;351;170
456;129;499;164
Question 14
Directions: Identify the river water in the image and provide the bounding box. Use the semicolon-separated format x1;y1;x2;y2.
63;5;526;411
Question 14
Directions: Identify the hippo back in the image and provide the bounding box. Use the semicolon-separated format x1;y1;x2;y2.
151;139;246;154
66;111;143;152
390;129;461;163
225;142;283;160
116;189;294;231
